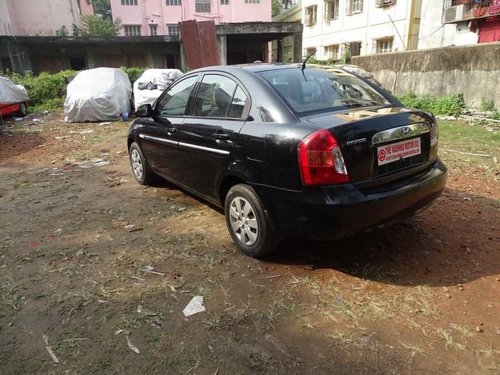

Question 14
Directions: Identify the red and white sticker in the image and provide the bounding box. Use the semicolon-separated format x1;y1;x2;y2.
377;138;421;166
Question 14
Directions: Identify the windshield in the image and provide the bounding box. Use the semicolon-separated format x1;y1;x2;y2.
258;68;390;114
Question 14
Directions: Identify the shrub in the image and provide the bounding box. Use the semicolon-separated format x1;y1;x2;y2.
399;93;465;117
121;67;146;84
480;99;496;112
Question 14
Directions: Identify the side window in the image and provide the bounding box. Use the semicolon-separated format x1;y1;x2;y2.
191;75;237;118
157;75;198;117
228;86;248;118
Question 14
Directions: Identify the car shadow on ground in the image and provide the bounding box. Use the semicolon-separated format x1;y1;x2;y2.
263;190;499;288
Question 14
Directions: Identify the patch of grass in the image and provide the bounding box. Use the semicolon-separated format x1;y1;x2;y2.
480;99;496;112
327;330;354;345
437;329;466;351
399;93;465;117
450;323;474;338
400;341;426;357
439;120;500;155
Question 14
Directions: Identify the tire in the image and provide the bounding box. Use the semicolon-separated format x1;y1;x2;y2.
129;142;156;185
224;184;279;258
18;103;27;117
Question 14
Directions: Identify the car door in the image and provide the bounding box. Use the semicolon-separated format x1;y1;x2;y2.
138;74;199;182
173;73;250;201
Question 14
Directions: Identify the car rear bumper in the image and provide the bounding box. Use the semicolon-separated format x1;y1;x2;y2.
254;159;447;240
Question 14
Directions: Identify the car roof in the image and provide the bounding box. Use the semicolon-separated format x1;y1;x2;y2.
189;63;305;75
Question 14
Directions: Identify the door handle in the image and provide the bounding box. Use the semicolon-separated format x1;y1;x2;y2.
167;127;176;135
213;133;230;141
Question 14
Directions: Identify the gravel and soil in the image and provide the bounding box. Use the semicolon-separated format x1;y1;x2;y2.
0;112;498;374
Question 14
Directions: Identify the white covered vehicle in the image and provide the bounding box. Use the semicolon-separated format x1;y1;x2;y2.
0;76;29;118
133;69;183;110
64;68;132;122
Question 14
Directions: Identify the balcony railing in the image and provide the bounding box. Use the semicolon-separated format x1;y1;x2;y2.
443;0;500;23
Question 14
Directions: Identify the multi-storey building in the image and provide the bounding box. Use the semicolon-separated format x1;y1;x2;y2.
301;0;422;60
110;0;272;37
419;0;500;49
0;0;93;36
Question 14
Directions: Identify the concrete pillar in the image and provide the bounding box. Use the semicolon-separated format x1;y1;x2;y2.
293;32;302;63
86;46;96;68
217;35;227;65
277;38;283;63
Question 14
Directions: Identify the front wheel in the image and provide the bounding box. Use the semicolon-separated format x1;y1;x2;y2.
129;142;156;185
224;184;279;258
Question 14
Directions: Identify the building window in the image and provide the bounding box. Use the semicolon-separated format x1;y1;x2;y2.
347;0;363;15
121;0;138;5
376;37;393;53
305;47;316;57
166;0;181;5
305;6;317;26
324;44;339;60
324;0;339;20
167;24;179;36
150;24;158;36
347;41;362;56
124;25;141;36
245;0;260;3
221;0;229;4
195;0;211;12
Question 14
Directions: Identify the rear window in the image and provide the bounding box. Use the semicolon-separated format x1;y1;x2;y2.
258;68;390;114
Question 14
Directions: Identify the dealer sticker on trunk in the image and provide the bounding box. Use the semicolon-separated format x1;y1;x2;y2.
377;138;421;166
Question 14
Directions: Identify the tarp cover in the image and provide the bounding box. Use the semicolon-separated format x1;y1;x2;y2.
133;69;183;109
64;68;132;122
0;76;29;104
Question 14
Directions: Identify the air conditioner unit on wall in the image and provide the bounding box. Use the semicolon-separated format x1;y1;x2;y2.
376;0;395;8
443;5;465;24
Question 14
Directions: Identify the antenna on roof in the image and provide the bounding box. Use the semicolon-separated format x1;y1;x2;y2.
302;49;317;71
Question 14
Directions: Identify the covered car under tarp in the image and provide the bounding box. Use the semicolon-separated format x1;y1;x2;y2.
0;76;29;104
133;69;183;109
64;68;132;122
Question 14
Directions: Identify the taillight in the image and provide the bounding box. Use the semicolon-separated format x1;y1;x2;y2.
297;129;350;186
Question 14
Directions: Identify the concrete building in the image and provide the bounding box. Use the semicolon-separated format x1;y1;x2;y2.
418;0;500;49
0;0;93;36
301;0;422;60
110;0;272;37
272;0;303;62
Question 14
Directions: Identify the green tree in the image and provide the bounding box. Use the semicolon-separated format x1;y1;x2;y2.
92;0;112;19
272;0;282;17
80;14;121;37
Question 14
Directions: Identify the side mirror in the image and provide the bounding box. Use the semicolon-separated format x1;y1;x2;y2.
135;104;153;118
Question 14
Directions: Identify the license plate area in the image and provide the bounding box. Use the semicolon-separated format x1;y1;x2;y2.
375;136;426;175
377;138;421;166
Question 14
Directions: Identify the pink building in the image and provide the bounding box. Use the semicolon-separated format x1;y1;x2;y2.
110;0;272;37
0;0;93;36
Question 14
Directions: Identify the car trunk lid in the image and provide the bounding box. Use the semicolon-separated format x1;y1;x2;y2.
303;106;438;185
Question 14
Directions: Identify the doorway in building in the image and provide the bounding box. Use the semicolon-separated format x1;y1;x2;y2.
70;57;86;71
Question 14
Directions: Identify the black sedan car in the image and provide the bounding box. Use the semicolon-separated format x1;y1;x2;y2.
128;64;447;257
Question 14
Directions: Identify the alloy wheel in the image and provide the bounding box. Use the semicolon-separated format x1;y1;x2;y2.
228;196;259;246
131;148;144;180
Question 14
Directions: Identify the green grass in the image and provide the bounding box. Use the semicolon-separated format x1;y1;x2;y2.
438;120;500;155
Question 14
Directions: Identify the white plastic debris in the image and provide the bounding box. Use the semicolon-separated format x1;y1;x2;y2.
182;296;206;317
126;336;140;354
133;69;183;109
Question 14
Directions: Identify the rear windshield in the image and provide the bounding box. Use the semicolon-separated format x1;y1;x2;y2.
258;68;390;114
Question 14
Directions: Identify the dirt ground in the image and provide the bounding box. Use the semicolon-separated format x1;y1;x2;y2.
0;112;498;374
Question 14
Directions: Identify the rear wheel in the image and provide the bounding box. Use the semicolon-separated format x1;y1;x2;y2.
18;103;27;117
129;142;156;185
224;184;278;258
